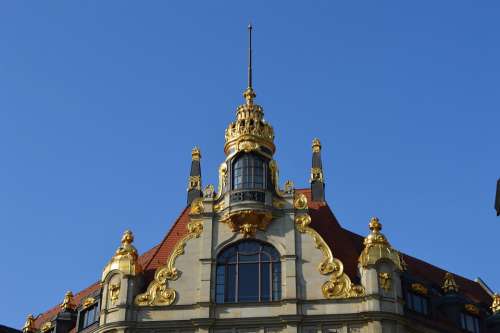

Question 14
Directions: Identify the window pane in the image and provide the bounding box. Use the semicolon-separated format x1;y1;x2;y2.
239;253;260;262
238;263;259;302
225;264;236;302
272;263;281;300
261;262;270;301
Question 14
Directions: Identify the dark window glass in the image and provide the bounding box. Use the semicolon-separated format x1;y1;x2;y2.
216;239;281;303
232;154;266;190
405;291;429;315
79;303;98;330
460;313;480;333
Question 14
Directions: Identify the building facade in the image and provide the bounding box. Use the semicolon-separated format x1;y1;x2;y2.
23;27;500;333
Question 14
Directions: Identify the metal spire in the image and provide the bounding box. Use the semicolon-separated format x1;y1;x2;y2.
243;24;256;105
248;23;253;89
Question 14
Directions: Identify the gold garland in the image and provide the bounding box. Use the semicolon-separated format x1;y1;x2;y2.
295;214;365;299
135;220;204;306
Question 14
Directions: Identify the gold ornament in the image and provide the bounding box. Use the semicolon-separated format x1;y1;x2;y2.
189;197;204;215
214;162;228;200
442;272;459;293
102;230;142;281
379;272;392;292
22;314;35;333
358;217;404;271
191;146;201;161
40;322;53;333
188;175;201;191
224;82;275;156
491;293;500;314
465;304;480;316
310;167;324;183
109;283;120;305
82;297;96;309
294;193;308;210
312;138;322;153
135;220;204;306
220;210;273;238
60;291;75;311
295;214;365;299
411;283;428;295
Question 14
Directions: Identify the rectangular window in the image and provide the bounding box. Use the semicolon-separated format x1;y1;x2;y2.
460;313;480;333
405;291;429;315
79;303;98;330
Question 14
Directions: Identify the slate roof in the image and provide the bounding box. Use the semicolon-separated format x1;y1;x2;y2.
31;190;492;329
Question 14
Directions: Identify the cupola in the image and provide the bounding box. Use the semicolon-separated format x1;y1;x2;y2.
102;230;142;281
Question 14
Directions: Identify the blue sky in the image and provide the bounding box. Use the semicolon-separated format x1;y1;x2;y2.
1;1;499;327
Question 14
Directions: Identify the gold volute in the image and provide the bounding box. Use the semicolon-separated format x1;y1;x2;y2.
101;230;142;281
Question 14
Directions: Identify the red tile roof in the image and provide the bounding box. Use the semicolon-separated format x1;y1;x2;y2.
32;190;492;329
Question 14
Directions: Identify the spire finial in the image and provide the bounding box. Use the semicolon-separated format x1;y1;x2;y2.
243;24;256;105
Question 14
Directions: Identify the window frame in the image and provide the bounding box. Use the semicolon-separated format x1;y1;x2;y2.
215;239;281;304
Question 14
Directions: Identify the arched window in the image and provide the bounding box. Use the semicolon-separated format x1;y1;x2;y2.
215;240;281;303
232;153;266;190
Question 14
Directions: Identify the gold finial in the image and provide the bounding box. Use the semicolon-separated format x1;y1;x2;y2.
369;217;382;233
60;291;75;311
121;230;133;246
492;293;500;314
312;138;322;153
22;314;36;333
191;146;201;161
442;272;459;293
359;217;404;271
102;229;141;281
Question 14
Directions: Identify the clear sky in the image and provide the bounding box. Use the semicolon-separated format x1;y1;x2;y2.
1;1;499;327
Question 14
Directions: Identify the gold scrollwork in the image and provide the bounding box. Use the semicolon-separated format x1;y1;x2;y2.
214;162;227;200
269;160;286;197
295;214;365;299
135;220;204;306
272;198;285;209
